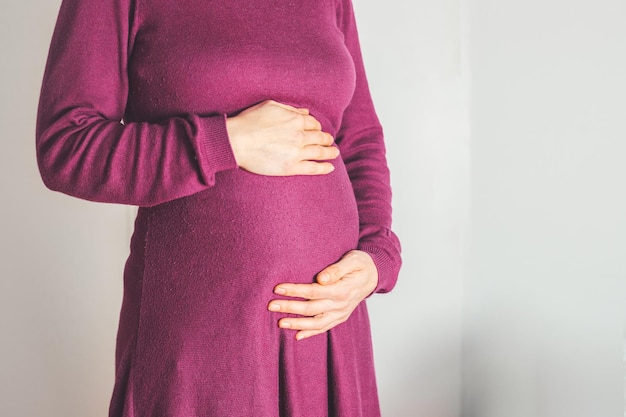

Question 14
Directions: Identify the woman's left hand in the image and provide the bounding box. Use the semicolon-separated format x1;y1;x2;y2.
268;250;378;341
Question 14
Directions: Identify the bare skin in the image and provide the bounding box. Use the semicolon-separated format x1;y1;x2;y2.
226;100;379;340
226;100;339;176
270;250;378;341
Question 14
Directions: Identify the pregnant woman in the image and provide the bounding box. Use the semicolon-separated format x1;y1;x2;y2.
36;0;402;416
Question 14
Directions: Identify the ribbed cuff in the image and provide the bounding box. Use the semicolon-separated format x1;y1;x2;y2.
193;113;238;185
358;240;401;297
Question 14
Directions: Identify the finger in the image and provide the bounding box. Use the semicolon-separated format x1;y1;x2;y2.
301;145;340;162
302;114;322;131
296;330;328;341
301;131;334;147
278;311;341;332
296;328;344;341
268;298;332;317
295;160;335;175
295;330;324;341
274;282;334;300
317;250;361;285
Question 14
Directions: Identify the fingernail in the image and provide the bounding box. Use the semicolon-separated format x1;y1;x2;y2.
296;334;304;341
274;286;286;295
319;272;330;284
279;321;291;329
268;303;280;312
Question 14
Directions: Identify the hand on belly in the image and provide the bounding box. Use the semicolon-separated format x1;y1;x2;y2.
267;250;378;340
226;100;339;176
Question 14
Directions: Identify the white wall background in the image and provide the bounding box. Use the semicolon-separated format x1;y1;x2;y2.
464;1;625;417
1;0;623;416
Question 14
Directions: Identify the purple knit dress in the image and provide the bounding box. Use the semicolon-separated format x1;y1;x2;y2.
36;0;402;415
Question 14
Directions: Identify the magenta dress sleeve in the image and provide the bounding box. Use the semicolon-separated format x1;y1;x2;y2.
35;0;238;207
335;0;403;294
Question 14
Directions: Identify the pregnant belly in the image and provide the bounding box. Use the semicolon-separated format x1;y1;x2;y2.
121;159;360;409
120;158;359;407
141;156;360;296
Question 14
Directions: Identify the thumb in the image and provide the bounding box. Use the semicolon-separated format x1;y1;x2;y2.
317;251;358;285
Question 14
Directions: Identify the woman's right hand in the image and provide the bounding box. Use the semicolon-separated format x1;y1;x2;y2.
226;100;339;176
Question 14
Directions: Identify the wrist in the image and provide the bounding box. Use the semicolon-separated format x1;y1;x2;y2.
352;249;378;296
225;116;244;168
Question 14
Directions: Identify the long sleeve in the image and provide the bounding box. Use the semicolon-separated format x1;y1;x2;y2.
35;0;238;207
335;0;402;294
